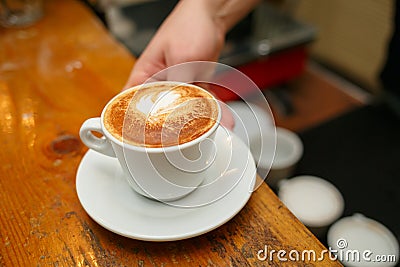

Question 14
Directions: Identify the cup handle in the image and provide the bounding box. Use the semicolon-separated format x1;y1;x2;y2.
79;118;116;157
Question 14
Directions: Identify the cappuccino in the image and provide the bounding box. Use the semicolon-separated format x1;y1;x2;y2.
103;83;219;148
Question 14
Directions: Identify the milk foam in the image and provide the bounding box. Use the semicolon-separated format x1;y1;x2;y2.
104;83;219;148
136;90;181;123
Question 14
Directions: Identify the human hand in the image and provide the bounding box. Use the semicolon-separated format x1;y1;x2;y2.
124;0;234;128
123;0;225;88
123;0;260;130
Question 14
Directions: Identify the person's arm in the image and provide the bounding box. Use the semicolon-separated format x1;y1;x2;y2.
123;0;261;88
212;0;262;35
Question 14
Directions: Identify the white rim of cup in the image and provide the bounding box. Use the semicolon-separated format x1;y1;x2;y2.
278;175;345;228
327;213;399;266
258;127;303;170
99;81;222;153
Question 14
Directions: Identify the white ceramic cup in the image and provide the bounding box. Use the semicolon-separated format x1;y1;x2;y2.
327;214;399;267
79;82;221;201
254;127;303;188
278;175;345;237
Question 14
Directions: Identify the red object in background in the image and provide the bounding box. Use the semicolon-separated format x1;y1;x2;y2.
209;45;309;102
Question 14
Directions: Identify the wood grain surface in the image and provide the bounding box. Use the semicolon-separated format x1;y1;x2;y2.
0;1;341;266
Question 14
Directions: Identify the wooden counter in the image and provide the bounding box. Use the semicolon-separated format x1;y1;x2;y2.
0;1;341;266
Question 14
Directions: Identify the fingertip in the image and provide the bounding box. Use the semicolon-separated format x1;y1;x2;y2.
122;70;146;91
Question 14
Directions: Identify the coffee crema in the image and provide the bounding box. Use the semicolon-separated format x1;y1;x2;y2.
103;83;219;148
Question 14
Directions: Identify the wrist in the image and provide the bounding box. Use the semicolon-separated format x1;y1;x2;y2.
177;0;230;35
196;0;261;35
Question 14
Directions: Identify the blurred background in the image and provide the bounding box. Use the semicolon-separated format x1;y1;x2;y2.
82;0;399;262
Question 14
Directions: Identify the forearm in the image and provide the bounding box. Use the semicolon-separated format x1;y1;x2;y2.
213;0;262;33
176;0;261;36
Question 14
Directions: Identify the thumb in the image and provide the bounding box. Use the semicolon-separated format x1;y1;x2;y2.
122;47;165;90
123;67;149;90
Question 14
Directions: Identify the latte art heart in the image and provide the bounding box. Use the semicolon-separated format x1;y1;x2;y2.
136;90;184;124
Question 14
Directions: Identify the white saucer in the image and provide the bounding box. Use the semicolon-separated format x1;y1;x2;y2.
76;128;256;241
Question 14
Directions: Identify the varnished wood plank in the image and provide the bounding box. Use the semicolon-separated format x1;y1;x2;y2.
0;0;341;266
